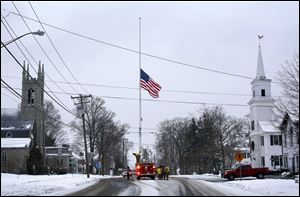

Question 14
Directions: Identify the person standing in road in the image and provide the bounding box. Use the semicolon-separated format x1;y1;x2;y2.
162;165;166;180
157;166;162;180
165;166;170;180
126;166;131;180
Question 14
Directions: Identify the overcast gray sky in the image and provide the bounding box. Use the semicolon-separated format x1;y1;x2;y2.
1;1;299;163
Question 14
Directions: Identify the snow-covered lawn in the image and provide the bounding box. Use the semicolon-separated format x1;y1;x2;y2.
1;173;299;196
1;173;111;196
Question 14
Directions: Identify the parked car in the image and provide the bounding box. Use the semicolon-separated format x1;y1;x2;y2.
122;169;132;177
135;162;156;180
224;164;270;181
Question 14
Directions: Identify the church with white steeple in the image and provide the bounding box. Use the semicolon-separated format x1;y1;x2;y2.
248;38;283;170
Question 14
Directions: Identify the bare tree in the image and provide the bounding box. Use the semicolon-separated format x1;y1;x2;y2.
44;100;66;146
275;53;299;120
71;97;128;174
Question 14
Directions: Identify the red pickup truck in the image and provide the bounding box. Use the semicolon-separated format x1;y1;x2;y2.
224;164;270;181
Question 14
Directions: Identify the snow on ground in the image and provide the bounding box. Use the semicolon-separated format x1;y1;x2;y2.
1;173;299;196
178;174;299;196
1;173;112;196
202;179;299;196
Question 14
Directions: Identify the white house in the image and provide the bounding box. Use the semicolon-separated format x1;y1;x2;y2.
248;41;283;171
279;113;299;173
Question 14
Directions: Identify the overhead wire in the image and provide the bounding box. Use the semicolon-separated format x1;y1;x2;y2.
1;16;74;113
1;85;249;107
1;8;281;84
1;15;68;95
1;89;20;103
1;81;22;100
1;78;82;130
1;41;78;117
1;75;255;97
28;1;90;94
11;2;81;95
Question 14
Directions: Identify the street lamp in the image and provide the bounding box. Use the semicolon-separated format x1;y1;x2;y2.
1;30;45;48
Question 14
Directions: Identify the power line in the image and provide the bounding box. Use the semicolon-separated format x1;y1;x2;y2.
1;90;20;103
1;15;74;113
1;82;22;102
1;78;82;130
28;1;89;95
1;41;78;117
1;75;254;97
1;79;23;98
1;14;71;95
11;2;81;95
1;8;281;84
1;85;249;107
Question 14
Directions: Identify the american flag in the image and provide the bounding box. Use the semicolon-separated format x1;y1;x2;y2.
140;69;161;98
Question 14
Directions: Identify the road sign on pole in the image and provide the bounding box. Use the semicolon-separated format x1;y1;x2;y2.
234;152;245;162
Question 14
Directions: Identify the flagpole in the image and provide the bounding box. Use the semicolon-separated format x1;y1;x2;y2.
139;17;142;155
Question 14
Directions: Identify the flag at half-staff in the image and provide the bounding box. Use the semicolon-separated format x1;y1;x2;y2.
140;69;161;98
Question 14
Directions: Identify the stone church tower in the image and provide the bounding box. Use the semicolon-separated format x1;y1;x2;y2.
248;39;281;169
21;61;45;150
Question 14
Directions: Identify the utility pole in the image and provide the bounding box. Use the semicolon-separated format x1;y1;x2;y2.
71;94;92;178
123;138;127;169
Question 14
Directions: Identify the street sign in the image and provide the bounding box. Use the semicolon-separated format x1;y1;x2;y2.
234;152;245;162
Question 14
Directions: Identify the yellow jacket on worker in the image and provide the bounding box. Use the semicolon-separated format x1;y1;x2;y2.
165;166;170;173
157;167;162;174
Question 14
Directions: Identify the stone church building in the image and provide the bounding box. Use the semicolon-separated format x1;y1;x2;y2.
1;61;45;173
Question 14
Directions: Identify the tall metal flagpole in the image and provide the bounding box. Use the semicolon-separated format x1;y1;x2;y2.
139;17;142;154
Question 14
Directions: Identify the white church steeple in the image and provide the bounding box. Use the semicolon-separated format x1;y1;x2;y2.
256;44;266;79
248;36;280;170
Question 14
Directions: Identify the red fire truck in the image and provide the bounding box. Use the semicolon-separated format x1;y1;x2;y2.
135;162;156;180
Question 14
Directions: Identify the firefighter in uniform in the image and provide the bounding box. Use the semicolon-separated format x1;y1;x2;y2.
165;166;170;180
157;166;162;180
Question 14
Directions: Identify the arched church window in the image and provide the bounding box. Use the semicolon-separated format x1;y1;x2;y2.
31;90;35;104
27;88;35;105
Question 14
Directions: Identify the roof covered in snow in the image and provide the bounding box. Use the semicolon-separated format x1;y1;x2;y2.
1;138;31;148
258;121;280;132
71;152;84;160
1;120;34;131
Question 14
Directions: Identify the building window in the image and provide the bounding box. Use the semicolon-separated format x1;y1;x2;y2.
260;136;264;146
251;120;255;130
27;88;35;105
296;156;299;170
251;141;255;151
290;128;293;147
284;156;288;168
246;153;250;158
284;133;287;147
271;155;283;167
270;135;282;146
261;157;265;167
1;152;6;165
261;89;265;96
252;90;255;97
